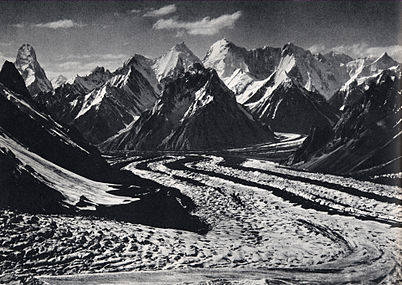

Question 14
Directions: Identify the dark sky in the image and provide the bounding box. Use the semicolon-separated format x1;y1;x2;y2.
0;0;400;79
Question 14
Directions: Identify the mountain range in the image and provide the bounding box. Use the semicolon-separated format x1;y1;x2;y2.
2;39;400;181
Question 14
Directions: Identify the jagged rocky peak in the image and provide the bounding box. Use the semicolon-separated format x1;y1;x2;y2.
117;53;161;94
281;42;316;63
86;66;111;79
73;66;112;92
281;42;321;64
323;51;354;65
203;38;247;78
15;44;37;68
376;52;392;61
281;42;308;57
155;63;214;108
244;70;338;135
341;52;399;92
172;41;192;52
332;60;400;111
206;38;234;52
371;52;399;70
37;52;160;145
123;53;151;67
373;68;400;88
14;43;53;95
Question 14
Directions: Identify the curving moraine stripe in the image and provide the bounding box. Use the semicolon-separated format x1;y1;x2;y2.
220;156;402;205
163;156;401;227
121;155;400;284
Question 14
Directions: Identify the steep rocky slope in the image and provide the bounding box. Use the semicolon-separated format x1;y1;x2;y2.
290;69;401;183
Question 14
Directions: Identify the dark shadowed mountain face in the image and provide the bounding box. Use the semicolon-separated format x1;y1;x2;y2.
101;64;277;151
0;62;113;181
290;69;401;183
244;74;339;135
0;61;32;100
329;59;400;111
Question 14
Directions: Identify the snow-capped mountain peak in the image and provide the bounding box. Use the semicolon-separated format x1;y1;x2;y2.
371;52;399;70
206;38;233;52
341;52;399;92
51;75;67;89
14;44;53;95
274;43;350;100
216;37;231;45
204;38;234;55
203;38;245;79
152;42;202;81
203;39;282;95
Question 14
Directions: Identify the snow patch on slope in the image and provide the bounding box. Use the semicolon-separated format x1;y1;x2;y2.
0;132;137;206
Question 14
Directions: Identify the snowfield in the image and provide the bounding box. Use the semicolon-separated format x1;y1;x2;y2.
1;134;400;284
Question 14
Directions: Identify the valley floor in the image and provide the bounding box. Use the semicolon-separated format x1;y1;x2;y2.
1;134;401;284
